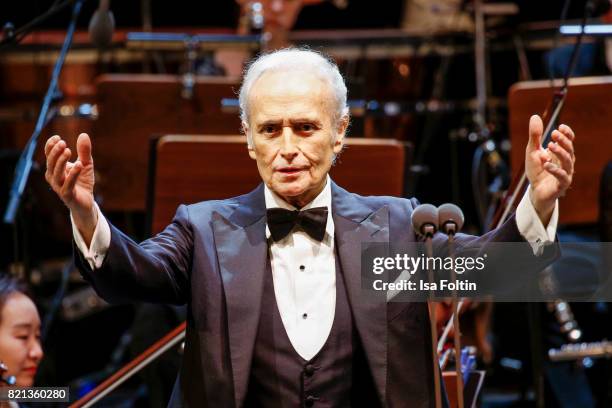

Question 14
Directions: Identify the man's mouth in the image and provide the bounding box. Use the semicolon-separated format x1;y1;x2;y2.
277;167;306;175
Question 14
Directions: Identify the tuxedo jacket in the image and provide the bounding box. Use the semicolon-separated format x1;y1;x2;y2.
76;181;555;407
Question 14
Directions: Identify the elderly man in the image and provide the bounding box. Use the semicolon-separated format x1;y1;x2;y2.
45;49;575;407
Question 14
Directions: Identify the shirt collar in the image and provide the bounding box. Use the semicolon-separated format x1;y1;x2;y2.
264;175;334;241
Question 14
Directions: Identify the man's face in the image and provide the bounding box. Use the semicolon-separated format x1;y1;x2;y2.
246;69;346;207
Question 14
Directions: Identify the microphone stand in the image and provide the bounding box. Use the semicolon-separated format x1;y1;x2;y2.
422;223;443;408
0;0;79;48
444;226;464;408
412;203;443;408
437;203;466;408
3;0;86;226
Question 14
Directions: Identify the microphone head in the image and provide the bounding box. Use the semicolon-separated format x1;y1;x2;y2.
89;8;115;49
438;203;464;234
411;204;439;237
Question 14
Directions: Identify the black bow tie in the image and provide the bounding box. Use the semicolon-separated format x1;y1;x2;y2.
266;207;328;242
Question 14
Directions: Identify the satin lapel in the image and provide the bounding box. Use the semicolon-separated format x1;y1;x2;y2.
332;183;390;403
212;185;267;407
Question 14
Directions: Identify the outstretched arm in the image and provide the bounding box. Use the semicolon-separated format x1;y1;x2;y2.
45;134;192;304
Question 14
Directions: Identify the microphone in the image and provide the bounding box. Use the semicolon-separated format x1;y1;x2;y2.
438;203;464;235
437;203;465;408
88;0;115;49
411;203;439;238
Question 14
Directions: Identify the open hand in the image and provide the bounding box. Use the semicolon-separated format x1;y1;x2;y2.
45;133;97;237
525;115;575;224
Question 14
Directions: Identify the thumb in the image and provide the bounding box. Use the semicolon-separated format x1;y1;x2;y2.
76;133;93;165
527;114;543;152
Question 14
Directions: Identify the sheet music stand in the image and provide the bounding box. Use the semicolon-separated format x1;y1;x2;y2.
146;135;411;234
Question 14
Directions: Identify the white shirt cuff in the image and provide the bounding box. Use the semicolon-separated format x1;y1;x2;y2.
71;202;111;269
515;189;558;256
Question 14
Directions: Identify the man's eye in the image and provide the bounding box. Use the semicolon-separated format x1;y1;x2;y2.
262;125;277;134
298;123;315;132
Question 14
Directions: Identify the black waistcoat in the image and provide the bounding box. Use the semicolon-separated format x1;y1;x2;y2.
244;249;380;408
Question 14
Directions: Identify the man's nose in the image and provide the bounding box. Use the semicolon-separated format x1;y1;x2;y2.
279;127;299;160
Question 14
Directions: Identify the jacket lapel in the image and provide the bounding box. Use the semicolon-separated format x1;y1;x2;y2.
212;184;268;407
331;182;390;403
213;181;391;406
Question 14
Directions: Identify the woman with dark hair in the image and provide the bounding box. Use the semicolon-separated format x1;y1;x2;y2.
0;274;43;388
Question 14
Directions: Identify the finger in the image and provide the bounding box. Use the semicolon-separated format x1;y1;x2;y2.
551;130;575;158
76;133;93;165
64;161;75;179
545;147;560;167
536;149;552;166
45;140;66;183
528;114;544;152
549;141;573;174
61;160;82;199
558;124;575;141
44;135;61;156
52;148;71;188
544;161;571;188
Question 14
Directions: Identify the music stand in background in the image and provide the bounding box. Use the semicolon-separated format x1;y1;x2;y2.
92;74;242;212
508;76;612;226
146;134;410;235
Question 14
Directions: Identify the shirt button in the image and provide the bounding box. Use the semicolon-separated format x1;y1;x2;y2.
299;265;305;271
304;364;315;376
302;313;308;319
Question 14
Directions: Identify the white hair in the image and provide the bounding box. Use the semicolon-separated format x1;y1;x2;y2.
238;48;349;147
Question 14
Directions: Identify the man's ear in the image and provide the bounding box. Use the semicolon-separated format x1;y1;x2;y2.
333;114;349;155
242;120;249;138
243;121;257;160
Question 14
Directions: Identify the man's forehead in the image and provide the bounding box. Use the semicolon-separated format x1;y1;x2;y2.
250;102;323;124
247;70;334;118
250;69;328;95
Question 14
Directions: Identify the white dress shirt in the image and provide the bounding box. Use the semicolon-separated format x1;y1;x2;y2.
72;180;558;360
263;177;336;360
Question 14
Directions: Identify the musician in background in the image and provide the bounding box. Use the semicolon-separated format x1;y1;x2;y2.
0;275;43;388
218;0;323;76
545;0;612;77
401;0;473;32
237;0;311;49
